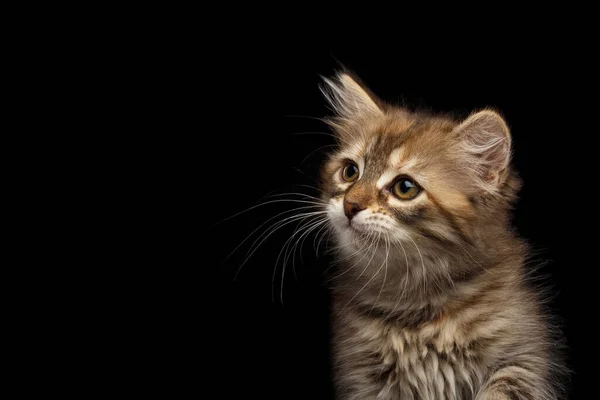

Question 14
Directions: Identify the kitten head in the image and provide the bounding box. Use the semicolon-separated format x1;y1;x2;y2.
320;73;521;284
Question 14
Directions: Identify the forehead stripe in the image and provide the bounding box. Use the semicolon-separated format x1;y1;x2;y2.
376;170;399;190
388;146;405;167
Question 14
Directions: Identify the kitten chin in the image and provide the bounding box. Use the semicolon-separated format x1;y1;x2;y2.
318;72;567;400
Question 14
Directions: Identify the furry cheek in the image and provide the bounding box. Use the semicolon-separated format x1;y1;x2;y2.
327;197;346;228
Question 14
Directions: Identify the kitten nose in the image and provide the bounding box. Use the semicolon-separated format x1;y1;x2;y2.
343;200;365;220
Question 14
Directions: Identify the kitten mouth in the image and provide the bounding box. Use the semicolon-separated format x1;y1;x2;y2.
346;222;388;239
347;222;370;236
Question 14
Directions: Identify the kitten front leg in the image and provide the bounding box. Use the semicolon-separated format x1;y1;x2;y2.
476;365;548;400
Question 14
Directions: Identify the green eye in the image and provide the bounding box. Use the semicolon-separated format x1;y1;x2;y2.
391;177;421;200
341;161;359;182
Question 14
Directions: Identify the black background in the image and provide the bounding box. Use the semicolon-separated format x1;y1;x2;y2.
195;42;596;399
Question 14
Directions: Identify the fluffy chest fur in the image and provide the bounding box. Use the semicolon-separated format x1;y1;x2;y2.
333;289;526;400
334;309;487;400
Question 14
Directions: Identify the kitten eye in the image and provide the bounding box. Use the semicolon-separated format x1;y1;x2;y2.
391;177;421;200
341;161;359;182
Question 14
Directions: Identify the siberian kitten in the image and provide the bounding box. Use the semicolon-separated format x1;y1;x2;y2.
318;73;566;399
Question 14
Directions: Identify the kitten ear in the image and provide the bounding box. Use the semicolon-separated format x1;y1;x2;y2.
454;110;512;192
320;73;383;121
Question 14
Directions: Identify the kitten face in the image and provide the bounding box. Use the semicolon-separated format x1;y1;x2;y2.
324;118;469;253
320;73;517;281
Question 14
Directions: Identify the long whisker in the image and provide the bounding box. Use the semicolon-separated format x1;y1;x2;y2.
262;192;326;203
313;222;331;257
323;234;373;276
341;232;386;313
301;144;338;164
292;184;329;197
321;236;367;277
324;236;364;255
356;231;382;280
292;131;353;148
235;211;327;280
272;218;312;301
297;219;328;266
286;217;328;279
241;210;325;262
390;235;411;315
273;216;323;302
224;205;325;263
283;114;327;123
370;232;390;316
215;199;326;226
323;232;370;259
278;218;317;282
291;168;323;187
279;218;328;303
326;232;378;281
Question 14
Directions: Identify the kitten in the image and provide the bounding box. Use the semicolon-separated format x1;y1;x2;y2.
319;73;566;399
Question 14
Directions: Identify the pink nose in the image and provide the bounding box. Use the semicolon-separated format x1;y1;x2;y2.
343;200;365;220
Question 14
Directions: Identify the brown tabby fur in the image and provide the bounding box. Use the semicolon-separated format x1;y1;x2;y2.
318;72;566;399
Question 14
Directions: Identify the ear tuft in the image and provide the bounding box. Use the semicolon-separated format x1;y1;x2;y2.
320;73;383;121
454;110;512;192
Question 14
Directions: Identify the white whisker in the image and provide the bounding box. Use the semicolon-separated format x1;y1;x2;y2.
235;210;327;280
217;198;326;225
341;232;386;313
390;235;411;315
292;130;354;148
313;223;332;257
278;218;328;303
326;232;378;282
224;205;325;264
301;144;340;164
370;232;390;316
263;192;326;203
356;231;382;280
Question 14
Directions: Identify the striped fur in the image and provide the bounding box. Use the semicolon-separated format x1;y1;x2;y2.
320;73;566;399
